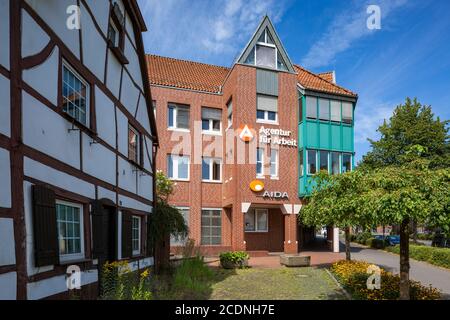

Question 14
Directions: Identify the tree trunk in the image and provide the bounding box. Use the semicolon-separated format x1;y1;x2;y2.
399;218;410;300
412;219;418;243
345;226;351;261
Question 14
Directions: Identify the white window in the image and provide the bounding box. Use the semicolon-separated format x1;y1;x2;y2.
306;96;317;119
108;19;120;47
256;148;264;177
270;148;278;178
201;209;221;245
56;200;84;262
201;107;222;134
167;155;190;180
256;95;278;123
62;62;89;126
319;99;330;121
319;150;328;172
132;216;141;256
342;153;352;173
202;157;222;182
227;100;233;129
168;103;190;130
331;152;340;175
330;100;341;122
255;29;276;69
245;209;268;232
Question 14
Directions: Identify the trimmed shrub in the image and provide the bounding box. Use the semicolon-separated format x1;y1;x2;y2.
219;251;249;269
330;260;441;300
386;245;450;269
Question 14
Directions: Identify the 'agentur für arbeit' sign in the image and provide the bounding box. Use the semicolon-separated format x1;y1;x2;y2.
258;126;297;147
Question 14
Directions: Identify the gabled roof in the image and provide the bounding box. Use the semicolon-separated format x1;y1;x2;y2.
294;65;356;98
236;15;295;73
147;54;357;98
147;55;230;93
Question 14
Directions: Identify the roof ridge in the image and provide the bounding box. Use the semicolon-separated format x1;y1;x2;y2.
147;54;230;71
293;64;356;96
317;71;334;75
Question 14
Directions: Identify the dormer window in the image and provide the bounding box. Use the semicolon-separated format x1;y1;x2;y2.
255;28;276;69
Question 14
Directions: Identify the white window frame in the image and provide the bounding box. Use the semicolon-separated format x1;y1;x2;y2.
62;61;90;127
270;148;279;179
201;208;222;245
202;118;222;135
168;104;190;132
256;109;278;124
170;207;190;245
202;157;222;183
227;100;233;130
56;200;85;263
108;19;120;47
256;147;264;178
342;153;353;173
307;149;318;175
128;124;140;164
168;155;190;181
132;215;141;256
245;209;268;233
255;29;278;69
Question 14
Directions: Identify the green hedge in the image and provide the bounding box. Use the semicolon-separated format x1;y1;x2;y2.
366;238;389;249
385;245;450;269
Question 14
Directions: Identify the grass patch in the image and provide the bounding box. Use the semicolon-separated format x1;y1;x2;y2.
385;245;450;269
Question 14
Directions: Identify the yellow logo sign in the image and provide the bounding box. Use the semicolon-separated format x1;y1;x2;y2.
239;125;254;142
249;180;265;192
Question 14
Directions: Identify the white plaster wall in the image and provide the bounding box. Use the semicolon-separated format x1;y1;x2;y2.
136;95;151;135
0;0;9;70
125;13;136;48
0;218;15;266
95;86;116;147
0;147;11;208
119;195;151;213
106;50;122;99
120;71;140;115
80;3;106;82
0;272;16;300
137;174;153;202
124;36;143;90
21;10;50;58
97;186;116;204
84;0;110;36
23;181;54;276
118;157;137;194
22;47;59;106
0;75;10;137
82;132;116;185
23;158;95;199
27;269;98;300
143;136;153;173
22;91;81;169
25;0;80;59
116;108;129;156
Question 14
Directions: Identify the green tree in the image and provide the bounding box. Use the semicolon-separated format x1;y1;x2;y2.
360;97;449;170
300;170;375;261
363;161;449;299
148;171;188;272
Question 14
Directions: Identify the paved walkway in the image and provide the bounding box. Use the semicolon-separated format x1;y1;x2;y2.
347;241;450;299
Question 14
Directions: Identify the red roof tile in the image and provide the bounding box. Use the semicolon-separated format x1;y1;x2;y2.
147;55;230;93
147;55;357;98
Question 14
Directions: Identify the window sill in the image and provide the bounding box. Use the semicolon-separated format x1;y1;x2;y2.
58;257;89;266
168;128;190;133
169;178;190;182
270;176;279;180
63;112;96;137
202;180;222;184
245;231;269;233
256;175;265;180
256;120;278;125
110;45;129;65
202;131;222;136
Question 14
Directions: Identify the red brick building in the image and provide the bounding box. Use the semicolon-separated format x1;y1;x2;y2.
147;16;357;255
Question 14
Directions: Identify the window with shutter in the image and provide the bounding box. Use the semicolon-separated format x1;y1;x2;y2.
91;201;106;260
121;211;132;259
32;185;59;267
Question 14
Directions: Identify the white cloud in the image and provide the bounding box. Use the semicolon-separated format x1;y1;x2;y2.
137;0;287;65
354;100;394;144
301;0;408;69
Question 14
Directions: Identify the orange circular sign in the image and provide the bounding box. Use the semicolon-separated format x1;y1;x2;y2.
249;180;264;192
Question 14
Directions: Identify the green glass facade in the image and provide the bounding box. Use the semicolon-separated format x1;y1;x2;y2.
298;94;356;196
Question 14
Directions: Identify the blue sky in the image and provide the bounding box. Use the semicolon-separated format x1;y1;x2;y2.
138;0;450;162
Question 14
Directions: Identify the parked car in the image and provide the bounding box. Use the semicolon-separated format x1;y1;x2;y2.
374;235;400;246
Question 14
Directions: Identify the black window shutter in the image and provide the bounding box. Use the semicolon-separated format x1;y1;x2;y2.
32;185;59;267
91;200;107;260
121;211;132;259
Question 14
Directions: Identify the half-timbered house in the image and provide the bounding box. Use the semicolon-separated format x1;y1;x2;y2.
0;0;158;300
